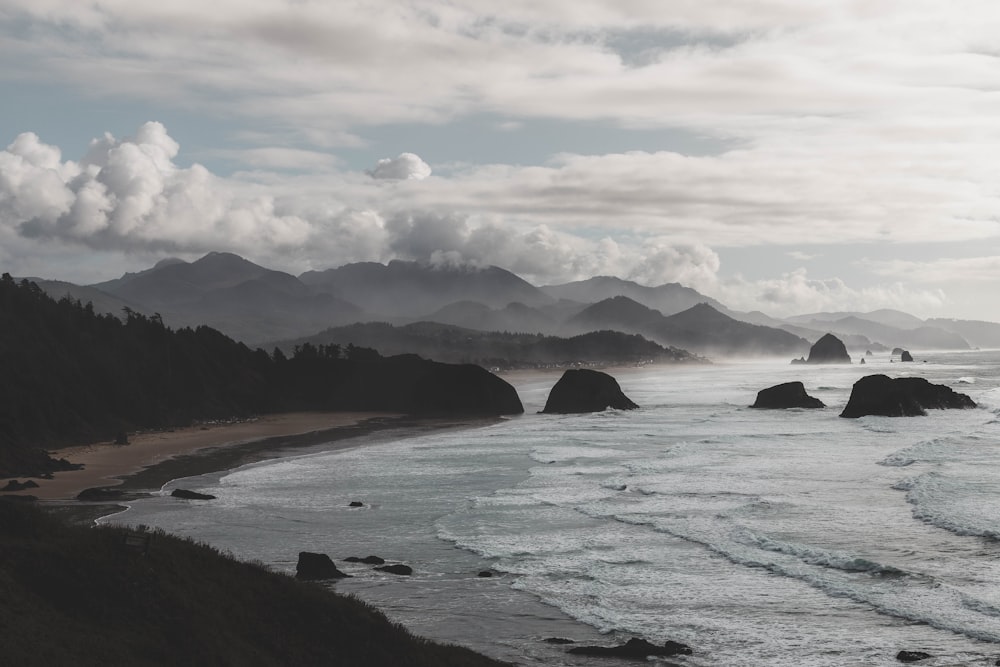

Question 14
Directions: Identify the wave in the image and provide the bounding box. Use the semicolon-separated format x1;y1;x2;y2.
900;472;1000;541
608;513;1000;643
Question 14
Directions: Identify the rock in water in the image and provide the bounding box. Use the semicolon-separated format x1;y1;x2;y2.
805;333;852;364
541;369;639;414
567;637;693;659
375;564;413;575
901;350;914;362
750;382;824;409
896;650;932;662
840;374;976;418
295;552;350;580
170;488;216;500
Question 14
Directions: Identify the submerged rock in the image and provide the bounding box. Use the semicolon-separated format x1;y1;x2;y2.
805;333;851;364
1;479;39;492
344;555;385;565
750;382;824;409
541;369;639;414
170;488;216;500
896;650;932;662
840;374;976;418
567;637;692;659
375;564;413;576
295;552;350;580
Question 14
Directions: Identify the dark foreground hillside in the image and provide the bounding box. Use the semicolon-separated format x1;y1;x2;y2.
0;501;509;667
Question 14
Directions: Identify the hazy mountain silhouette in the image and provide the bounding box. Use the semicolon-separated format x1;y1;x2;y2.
569;297;809;356
29;279;148;319
92;252;364;344
301;260;554;317
786;309;926;330
790;316;968;351
927;318;1000;348
418;300;557;334
542;276;724;315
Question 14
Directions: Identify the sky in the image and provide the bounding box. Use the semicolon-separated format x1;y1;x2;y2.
1;1;999;321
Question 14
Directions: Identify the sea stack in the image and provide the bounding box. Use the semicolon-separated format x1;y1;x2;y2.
541;369;638;414
840;374;976;418
804;333;851;364
750;382;824;409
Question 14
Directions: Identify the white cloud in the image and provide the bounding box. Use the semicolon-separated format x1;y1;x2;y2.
368;153;432;180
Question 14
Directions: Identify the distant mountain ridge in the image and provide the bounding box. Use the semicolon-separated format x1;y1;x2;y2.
13;251;984;358
569;297;810;357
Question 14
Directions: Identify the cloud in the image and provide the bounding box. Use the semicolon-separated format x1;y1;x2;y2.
368;153;432;180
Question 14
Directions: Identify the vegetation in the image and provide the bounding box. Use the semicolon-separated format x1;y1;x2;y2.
280;321;701;370
0;275;520;477
0;500;509;667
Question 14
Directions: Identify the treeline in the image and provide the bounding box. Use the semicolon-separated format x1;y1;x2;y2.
0;276;521;477
281;321;701;370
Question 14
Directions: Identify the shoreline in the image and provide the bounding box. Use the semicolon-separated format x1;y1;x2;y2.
3;412;496;504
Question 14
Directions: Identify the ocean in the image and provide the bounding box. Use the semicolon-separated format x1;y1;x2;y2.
100;350;1000;666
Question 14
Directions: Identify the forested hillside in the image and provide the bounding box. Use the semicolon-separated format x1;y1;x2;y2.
0;275;521;477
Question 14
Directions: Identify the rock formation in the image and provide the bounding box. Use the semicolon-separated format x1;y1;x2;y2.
295;551;350;580
375;564;413;576
567;637;693;659
896;650;932;663
901;350;914;362
344;555;385;565
804;333;851;364
541;369;639;414
750;382;824;409
840;375;976;418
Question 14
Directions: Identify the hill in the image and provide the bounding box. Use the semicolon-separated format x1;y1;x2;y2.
92;252;364;344
0;275;521;477
0;501;507;667
541;275;725;315
280;321;700;369
569;297;809;357
301;260;553;317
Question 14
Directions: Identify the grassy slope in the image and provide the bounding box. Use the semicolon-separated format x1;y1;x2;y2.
0;501;509;667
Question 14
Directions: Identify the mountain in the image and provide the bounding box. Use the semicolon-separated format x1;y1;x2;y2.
28;279;147;319
786;309;926;330
280;321;699;369
792;316;968;351
569;297;810;357
927;318;1000;349
92;252;364;344
301;260;554;317
417;300;556;334
541;276;724;315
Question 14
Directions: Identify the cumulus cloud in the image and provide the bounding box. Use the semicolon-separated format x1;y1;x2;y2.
368;153;432;180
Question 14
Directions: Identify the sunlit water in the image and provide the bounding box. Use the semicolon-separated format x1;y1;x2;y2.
101;351;1000;666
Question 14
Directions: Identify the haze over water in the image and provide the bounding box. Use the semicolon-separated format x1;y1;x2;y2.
104;350;1000;666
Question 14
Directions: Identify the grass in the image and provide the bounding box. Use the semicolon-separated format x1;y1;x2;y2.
0;501;510;667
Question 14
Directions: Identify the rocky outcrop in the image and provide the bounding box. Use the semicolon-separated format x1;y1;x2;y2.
750;382;824;409
805;333;851;364
896;650;932;663
375;564;413;576
840;375;976;418
295;552;350;580
541;369;639;414
344;555;385;565
1;480;39;492
901;350;914;362
171;488;216;500
567;638;693;659
330;354;524;416
892;347;905;355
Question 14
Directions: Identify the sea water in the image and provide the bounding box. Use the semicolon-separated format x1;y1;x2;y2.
101;351;1000;666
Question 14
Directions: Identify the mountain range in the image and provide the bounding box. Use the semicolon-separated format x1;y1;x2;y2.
24;251;994;359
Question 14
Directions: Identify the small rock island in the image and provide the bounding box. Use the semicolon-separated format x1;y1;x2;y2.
750;381;824;409
541;369;639;414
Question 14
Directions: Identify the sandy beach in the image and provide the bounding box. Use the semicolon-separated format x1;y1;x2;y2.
4;412;402;502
